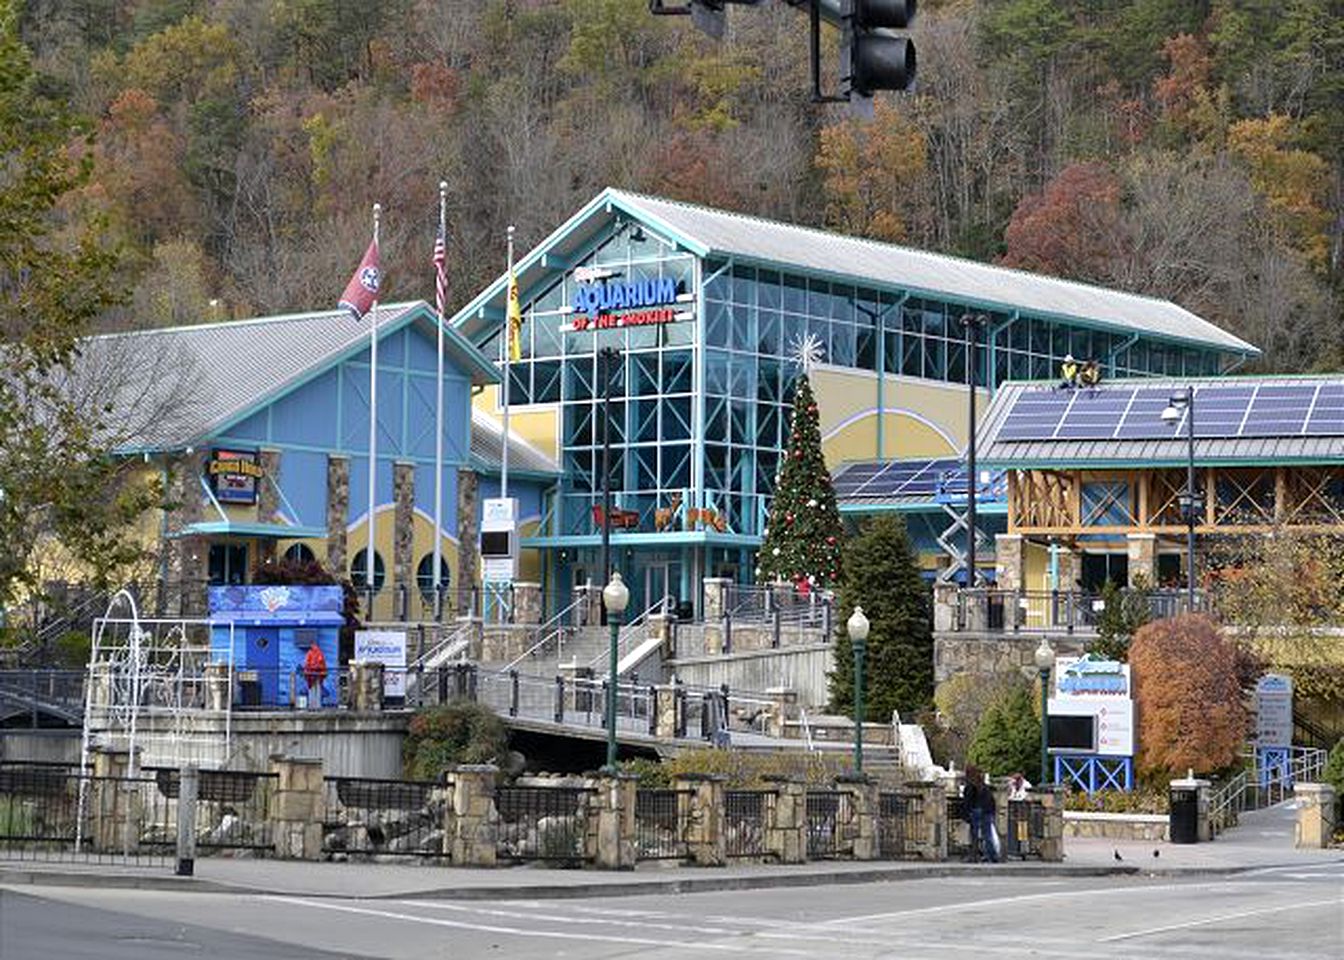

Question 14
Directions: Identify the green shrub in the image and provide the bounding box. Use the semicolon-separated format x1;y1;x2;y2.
932;673;1024;768
1063;786;1169;814
1090;578;1150;662
402;699;509;781
621;749;852;788
1323;738;1344;797
52;630;90;667
966;681;1040;777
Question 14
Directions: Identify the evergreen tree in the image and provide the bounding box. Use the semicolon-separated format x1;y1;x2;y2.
756;372;843;590
967;682;1041;777
829;515;933;721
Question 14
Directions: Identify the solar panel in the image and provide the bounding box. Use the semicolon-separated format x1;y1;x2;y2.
997;382;1344;443
833;458;962;499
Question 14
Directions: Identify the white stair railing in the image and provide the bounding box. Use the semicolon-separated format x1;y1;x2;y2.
498;595;588;673
587;595;672;677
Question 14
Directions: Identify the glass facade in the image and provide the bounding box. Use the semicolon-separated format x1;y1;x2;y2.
477;220;1233;598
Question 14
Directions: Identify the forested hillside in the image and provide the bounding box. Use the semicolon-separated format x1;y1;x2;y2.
19;0;1343;370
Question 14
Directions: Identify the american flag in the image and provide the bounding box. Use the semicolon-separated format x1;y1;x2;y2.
432;224;447;317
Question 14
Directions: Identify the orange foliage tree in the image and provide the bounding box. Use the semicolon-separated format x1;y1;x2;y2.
1129;615;1248;781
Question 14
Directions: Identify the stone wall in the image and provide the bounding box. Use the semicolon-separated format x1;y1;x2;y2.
163;448;209;616
1064;811;1169;842
456;469;479;598
326;455;350;572
393;462;415;606
934;635;1087;685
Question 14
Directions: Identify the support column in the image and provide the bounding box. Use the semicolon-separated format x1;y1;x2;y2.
456;469;480;612
586;772;637;870
512;582;542;625
675;773;726;866
1030;785;1065;861
1126;533;1156;587
762;776;807;864
994;534;1023;591
326;455;350;573
258;449;282;523
763;688;798;739
393;461;415;608
836;775;879;860
90;748;141;855
908;780;948;861
702;578;729;619
269;756;325;860
445;764;499;866
1293;783;1337;849
349;661;385;712
653;684;680;739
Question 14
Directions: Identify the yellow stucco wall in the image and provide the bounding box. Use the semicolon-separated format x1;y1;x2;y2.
473;385;560;462
1023;540;1049;593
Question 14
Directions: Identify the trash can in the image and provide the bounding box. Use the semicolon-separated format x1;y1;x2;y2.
1169;786;1200;844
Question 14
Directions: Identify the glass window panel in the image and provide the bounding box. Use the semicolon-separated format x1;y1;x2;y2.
730;305;753;352
1009;317;1029;352
1010;351;1030;381
627;326;658;350
564;329;593;355
782;275;807;313
730;266;755;305
705;261;730;301
665;321;694;346
757;270;781;309
831;321;856;368
882;329;900;375
947;340;966;384
856;288;880;321
665;397;692;440
1030;354;1052;380
605;400;626;444
758;405;780;447
922;304;945;339
566;402;594;446
705;351;729;395
757;357;780;403
663;350;692;393
902;302;922;333
758;310;781;356
633;354;658;396
505;363;529;405
808;317;830;363
705;300;730;347
856;324;876;371
635;398;659;442
565;358;593;401
902;331;922;377
706;399;727;441
1051;323;1070;358
661;444;691;488
807;279;831;317
534;361;561;403
1071;328;1092;359
730;399;751;441
730;355;756;398
995;351;1009;386
565;450;593;492
534;313;562;358
830;285;854;321
925;336;946;381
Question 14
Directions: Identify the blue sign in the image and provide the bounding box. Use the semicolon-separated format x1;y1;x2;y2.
570;276;678;316
208;585;345;620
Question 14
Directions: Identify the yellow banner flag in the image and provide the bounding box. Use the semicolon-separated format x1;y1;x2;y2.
506;272;523;362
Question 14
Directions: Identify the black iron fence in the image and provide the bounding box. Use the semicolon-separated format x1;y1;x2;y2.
634;789;688;861
724;790;770;858
322;776;446;859
951;588;1211;634
1005;798;1045;859
877;791;924;860
496;784;591;864
147;767;275;853
804;790;852;860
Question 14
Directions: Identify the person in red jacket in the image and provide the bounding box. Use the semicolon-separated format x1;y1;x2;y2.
302;642;328;709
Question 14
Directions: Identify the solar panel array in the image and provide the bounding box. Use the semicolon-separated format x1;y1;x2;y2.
998;382;1344;443
832;458;1005;502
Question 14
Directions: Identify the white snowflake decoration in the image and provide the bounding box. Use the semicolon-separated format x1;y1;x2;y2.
788;331;825;372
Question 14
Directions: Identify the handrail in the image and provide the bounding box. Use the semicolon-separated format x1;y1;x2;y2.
409;621;475;671
799;708;816;752
587;595;672;674
497;595;588;672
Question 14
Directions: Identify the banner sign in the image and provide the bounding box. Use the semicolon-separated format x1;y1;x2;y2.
1049;655;1134;757
567;276;684;331
209;448;263;504
354;629;407;698
1255;673;1293;748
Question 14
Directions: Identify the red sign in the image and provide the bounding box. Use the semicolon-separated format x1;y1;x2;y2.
571;307;677;331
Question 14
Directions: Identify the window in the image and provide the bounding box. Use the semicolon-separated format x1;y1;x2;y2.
283;543;316;565
208;543;248;586
349;549;386;593
416;554;450;602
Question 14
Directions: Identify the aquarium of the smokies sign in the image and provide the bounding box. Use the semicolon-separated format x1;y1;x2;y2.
568;275;684;330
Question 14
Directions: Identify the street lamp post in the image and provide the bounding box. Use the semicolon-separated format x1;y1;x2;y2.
847;606;870;774
961;313;986;588
1161;388;1197;610
1034;638;1053;787
598;347;620;600
602;571;629;771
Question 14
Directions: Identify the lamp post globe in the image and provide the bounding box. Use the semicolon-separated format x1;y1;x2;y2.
602;572;629;772
1034;638;1053;787
848;606;870;774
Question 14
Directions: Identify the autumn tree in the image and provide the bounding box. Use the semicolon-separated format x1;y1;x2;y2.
1129;615;1249;781
816;99;930;243
999;162;1128;282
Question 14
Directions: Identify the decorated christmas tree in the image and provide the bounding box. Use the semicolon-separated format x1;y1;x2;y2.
756;337;844;591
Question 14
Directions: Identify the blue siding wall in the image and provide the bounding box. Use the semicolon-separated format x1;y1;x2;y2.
414;465;460;538
477;477;545;522
279;449;327;527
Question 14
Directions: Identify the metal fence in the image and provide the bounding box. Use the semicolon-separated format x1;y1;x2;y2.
0;762;174;865
147;767;275;853
877;791;924;860
951;588;1211;634
724;789;770;858
722;583;833;631
804;790;852;860
0;670;86;726
634;789;688;861
496;785;591;864
322;776;446;858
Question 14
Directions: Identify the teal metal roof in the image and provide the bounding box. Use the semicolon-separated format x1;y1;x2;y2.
450;188;1258;357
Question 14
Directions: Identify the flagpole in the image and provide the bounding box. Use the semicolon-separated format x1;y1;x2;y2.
502;225;514;500
366;203;381;611
432;182;447;619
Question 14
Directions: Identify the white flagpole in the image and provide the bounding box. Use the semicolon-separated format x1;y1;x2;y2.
432;182;447;617
365;203;381;607
502;225;514;500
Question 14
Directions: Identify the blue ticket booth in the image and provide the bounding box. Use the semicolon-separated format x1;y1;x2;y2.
208;585;344;708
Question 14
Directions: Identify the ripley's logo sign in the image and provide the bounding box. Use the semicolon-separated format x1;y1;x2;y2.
569;276;681;331
1057;655;1129;696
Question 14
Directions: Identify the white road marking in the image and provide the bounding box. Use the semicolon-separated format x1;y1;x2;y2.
1097;897;1344;943
405;900;745;936
261;895;814;955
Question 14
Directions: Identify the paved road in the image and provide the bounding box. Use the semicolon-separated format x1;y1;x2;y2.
4;865;1342;959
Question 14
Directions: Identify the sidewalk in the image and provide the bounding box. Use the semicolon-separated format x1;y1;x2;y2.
2;805;1338;901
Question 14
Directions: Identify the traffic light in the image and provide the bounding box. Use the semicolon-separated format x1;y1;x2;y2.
843;0;917;96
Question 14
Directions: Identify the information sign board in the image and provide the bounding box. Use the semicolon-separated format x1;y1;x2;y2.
1255;674;1293;748
354;629;407;698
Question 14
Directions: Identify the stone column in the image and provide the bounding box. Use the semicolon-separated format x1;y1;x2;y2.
1293;783;1338;849
702;578;730;620
269;756;325;860
349;661;385;712
456;469;479;608
585;772;637;870
258;449;282;523
994;534;1023;592
163;448;209;617
764;688;799;739
907;780;948;861
90;748;142;854
675;773;727;866
326;455;350;573
836;775;879;861
559;663;595;715
513;582;542;625
446;764;499;866
1029;785;1065;861
762;776;807;864
933;581;958;633
205;663;231;712
393;462;415;608
653;684;680;739
1126;533;1156;587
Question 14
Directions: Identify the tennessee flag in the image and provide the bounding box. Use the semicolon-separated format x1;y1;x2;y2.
506;271;523;362
338;240;381;321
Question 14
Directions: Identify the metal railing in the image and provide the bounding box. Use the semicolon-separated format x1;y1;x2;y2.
950;588;1212;634
147;767;276;852
586;595;673;676
496;784;591;863
804;790;852;859
723;583;833;630
634;789;689;861
322;776;446;858
498;595;588;673
724;789;770;858
877;791;924;860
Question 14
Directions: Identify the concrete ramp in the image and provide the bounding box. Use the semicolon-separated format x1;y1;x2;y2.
617;636;664;678
897;723;939;780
